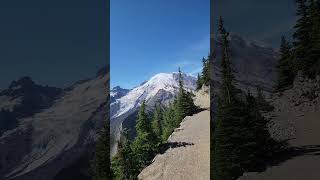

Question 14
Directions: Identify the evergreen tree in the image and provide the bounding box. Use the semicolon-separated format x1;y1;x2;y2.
93;123;111;180
161;103;175;141
161;68;197;142
212;17;278;179
131;101;157;171
196;56;210;90
212;17;245;179
174;68;197;126
308;0;320;76
240;92;274;171
173;68;187;126
275;36;295;91
152;104;163;144
202;57;210;86
293;0;313;75
111;131;137;180
196;73;202;90
256;86;274;112
184;91;197;116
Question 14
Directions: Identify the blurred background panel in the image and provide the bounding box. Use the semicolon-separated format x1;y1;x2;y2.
0;1;109;180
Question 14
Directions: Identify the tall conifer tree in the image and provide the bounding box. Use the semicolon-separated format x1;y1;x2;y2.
131;101;157;171
202;57;210;86
152;104;163;144
293;0;312;75
275;36;295;91
93;123;111;180
111;131;137;180
212;17;245;179
196;73;202;90
161;103;175;141
309;0;320;76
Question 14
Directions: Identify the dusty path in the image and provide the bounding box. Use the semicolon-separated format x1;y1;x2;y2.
138;110;210;180
239;100;320;180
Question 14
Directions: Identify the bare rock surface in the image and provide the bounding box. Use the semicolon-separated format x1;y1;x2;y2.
194;85;210;110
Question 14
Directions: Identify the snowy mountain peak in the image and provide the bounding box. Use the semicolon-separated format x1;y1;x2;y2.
142;72;196;91
8;76;35;90
110;72;196;119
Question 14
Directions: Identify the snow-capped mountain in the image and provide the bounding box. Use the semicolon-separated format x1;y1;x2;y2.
0;68;109;180
110;72;197;155
111;73;196;119
110;86;130;103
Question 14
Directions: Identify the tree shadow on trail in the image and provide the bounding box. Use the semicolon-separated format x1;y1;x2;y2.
159;142;194;154
263;144;320;170
195;107;207;114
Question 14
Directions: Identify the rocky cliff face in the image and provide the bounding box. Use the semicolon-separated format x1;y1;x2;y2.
0;68;109;180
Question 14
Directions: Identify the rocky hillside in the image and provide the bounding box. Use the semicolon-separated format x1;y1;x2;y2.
0;68;109;180
0;77;62;118
138;86;210;180
213;34;278;94
239;73;320;180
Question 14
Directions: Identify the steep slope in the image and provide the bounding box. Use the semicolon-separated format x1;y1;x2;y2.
0;68;109;180
110;72;197;156
138;87;210;180
239;75;320;180
213;34;278;93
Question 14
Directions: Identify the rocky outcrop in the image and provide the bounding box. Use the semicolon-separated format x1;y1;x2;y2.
194;85;210;110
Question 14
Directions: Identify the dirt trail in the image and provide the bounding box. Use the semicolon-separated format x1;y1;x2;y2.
239;96;320;180
138;110;210;180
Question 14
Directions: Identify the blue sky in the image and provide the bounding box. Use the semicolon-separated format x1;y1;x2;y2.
111;0;210;89
213;0;296;47
0;0;107;89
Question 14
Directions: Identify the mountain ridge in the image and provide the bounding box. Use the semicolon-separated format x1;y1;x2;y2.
0;67;109;180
